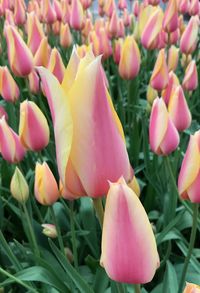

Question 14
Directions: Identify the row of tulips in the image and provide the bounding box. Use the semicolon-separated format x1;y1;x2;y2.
0;0;199;292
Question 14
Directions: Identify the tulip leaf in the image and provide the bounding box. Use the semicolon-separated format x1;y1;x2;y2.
93;267;109;293
162;261;178;293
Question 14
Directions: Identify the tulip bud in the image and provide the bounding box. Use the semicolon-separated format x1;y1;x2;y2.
148;0;160;5
10;167;29;203
4;25;34;77
34;37;50;67
167;45;179;72
0;116;26;163
60;23;72;48
168;85;191;131
28;70;40;94
123;9;131;27
53;0;62;21
178;131;200;203
149;97;179;155
42;0;57;24
14;0;26;25
162;0;178;33
42;224;57;238
182;60;198;92
101;177;159;283
0;66;20;102
180;16;199;55
109;10;119;38
162;71;179;105
34;162;60;205
5;9;15;26
132;0;140;17
113;38;123;65
183;282;200;293
128;175;140;197
27;12;45;55
98;28;112;60
47;48;65;83
150;49;169;91
189;0;200;16
147;85;158;104
19;100;49;151
119;35;141;80
168;28;180;45
118;0;127;10
0;105;8;120
104;0;116;18
70;0;84;30
178;0;189;14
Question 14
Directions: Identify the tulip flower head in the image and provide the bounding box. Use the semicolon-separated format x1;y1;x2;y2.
14;0;26;25
0;66;20;102
28;70;40;94
183;282;200;293
167;45;179;72
34;37;50;67
149;97;179;155
189;0;200;16
180;16;199;55
42;224;57;238
162;71;179;105
27;12;45;55
10;167;29;203
47;48;65;83
101;177;160;283
178;131;200;203
70;0;84;30
182;60;198;92
162;0;178;33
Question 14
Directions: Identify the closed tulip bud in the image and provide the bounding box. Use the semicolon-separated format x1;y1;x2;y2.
148;0;160;5
104;0;116;18
178;0;189;14
189;0;200;16
169;29;180;45
48;48;65;83
178;131;200;203
4;25;34;77
0;116;26;163
5;9;15;26
167;45;179;72
149;97;179;155
61;0;71;23
147;85;158;104
132;0;140;17
162;71;179;105
182;60;198;92
178;15;185;35
38;53;133;198
81;0;92;10
162;0;178;33
52;21;61;36
113;38;123;65
150;49;169;91
34;37;50;67
181;53;192;69
0;66;20;102
28;70;40;94
0;106;8;120
98;28;112;60
10;167;29;203
42;224;57;238
19;100;49;151
27;12;45;55
109;10;119;37
168;85;191;131
70;0;84;30
82;18;93;38
119;35;141;80
118;0;127;10
141;7;163;50
100;177;160;283
14;0;26;25
42;0;57;24
60;23;72;48
53;0;62;21
35;162;60;205
183;282;200;293
180;16;199;55
117;19;125;38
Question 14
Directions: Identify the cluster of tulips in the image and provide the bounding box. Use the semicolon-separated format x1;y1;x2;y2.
0;0;199;292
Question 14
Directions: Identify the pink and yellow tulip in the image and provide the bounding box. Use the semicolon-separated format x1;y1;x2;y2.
183;282;200;293
182;60;198;92
70;0;84;30
180;16;199;55
27;12;45;55
0;66;20;103
167;45;179;72
47;48;65;83
162;0;178;33
10;167;29;203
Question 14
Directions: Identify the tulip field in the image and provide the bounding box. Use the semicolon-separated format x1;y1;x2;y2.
0;0;200;292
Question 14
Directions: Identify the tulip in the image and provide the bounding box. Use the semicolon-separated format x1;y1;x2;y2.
10;167;29;203
181;54;192;69
41;0;57;24
132;0;140;17
167;45;179;72
14;0;26;25
34;37;50;67
180;16;199;55
162;0;178;33
28;70;40;94
42;224;57;238
80;0;92;10
168;85;191;131
47;48;65;83
27;12;45;55
88;30;100;56
4;25;34;77
0;106;8;120
60;23;72;48
189;0;200;16
119;35;141;80
150;49;169;91
113;38;123;65
148;0;160;5
82;18;93;38
149;97;179;155
183;282;200;293
70;0;84;30
147;85;158;104
35;162;60;205
118;0;127;10
53;0;62;21
178;0;189;14
123;9;131;27
178;131;200;203
38;52;133;198
61;0;71;23
109;10;119;38
162;71;179;105
104;0;116;18
100;177;159;283
0;66;20;102
5;9;15;26
168;29;180;45
141;7;163;50
0;116;26;163
19;100;49;151
182;60;198;92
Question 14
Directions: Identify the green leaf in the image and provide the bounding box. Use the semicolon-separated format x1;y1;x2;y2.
162;261;178;293
93;267;109;293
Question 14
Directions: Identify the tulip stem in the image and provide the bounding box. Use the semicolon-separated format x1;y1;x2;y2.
93;198;104;229
69;201;79;271
134;284;141;293
178;203;199;293
49;206;65;255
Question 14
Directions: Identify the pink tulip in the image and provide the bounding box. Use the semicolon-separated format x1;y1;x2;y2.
113;38;123;65
150;49;169;91
60;23;72;48
182;60;198;92
41;0;57;24
80;0;92;10
162;0;178;33
180;16;199;55
183;282;200;293
47;48;65;83
178;131;200;203
19;100;49;151
14;0;26;25
168;85;191;131
28;70;40;94
70;0;84;30
178;0;189;14
34;37;50;67
27;12;45;55
100;177;160;283
189;0;200;16
132;0;140;17
0;106;8;120
0;116;26;163
168;28;180;45
167;45;179;72
118;0;127;10
0;66;20;102
149;97;179;155
148;0;160;5
53;0;62;21
109;10;119;38
104;0;116;18
162;71;179;105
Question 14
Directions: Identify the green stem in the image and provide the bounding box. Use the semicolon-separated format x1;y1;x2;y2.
178;204;199;293
69;201;78;270
134;284;141;293
49;205;65;255
116;282;126;293
93;198;104;229
22;202;40;258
